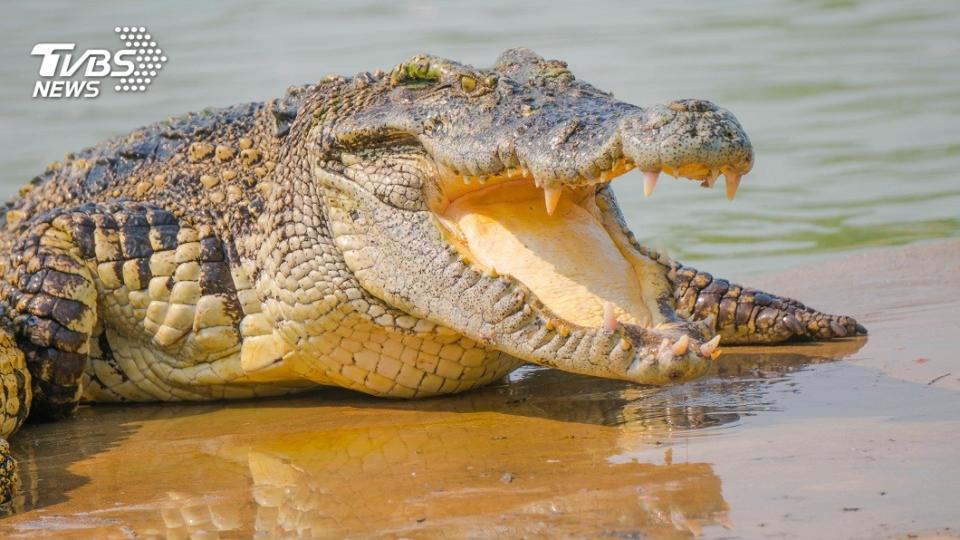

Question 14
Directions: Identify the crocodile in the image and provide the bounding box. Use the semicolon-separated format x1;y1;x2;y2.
0;48;864;502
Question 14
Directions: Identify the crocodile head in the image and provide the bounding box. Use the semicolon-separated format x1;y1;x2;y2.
306;48;753;386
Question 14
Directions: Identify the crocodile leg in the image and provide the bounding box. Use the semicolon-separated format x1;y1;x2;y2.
0;208;100;505
669;264;867;344
0;326;29;505
0;208;100;419
0;327;29;439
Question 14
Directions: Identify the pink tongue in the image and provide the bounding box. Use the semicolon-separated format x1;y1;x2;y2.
444;183;651;328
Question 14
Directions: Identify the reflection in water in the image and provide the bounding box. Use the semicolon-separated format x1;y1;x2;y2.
3;412;142;517
142;340;863;537
0;338;864;537
165;433;730;538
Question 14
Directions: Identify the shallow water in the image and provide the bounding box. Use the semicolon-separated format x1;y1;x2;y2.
1;0;958;275
0;1;959;538
1;240;958;539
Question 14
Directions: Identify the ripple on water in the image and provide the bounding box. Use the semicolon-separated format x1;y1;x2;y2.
0;0;957;277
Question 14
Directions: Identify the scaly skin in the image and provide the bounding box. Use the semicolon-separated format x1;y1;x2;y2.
0;49;864;503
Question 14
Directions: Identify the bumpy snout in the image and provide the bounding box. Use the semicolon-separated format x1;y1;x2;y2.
505;98;753;203
621;99;753;179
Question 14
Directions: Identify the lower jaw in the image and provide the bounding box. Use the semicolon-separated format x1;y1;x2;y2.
437;180;654;330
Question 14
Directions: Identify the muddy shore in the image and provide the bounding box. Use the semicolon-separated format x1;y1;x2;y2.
0;240;957;539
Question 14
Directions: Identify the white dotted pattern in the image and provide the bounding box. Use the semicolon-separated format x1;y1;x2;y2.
114;26;166;93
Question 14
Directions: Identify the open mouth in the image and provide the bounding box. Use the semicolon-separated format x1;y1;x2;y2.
432;159;749;335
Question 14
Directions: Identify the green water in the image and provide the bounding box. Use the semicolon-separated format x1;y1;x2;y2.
0;5;959;537
0;0;957;275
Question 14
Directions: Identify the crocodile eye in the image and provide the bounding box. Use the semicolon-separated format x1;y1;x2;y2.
460;75;477;93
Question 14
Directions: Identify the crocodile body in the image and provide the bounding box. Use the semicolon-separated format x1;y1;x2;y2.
0;49;864;502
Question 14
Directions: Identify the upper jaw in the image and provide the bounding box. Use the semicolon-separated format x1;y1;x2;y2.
622;100;753;199
425;100;753;214
433;152;751;219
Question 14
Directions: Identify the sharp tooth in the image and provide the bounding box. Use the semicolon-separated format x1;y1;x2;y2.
724;170;741;200
463;176;471;184
544;186;562;216
672;335;690;355
700;335;722;358
478;175;487;184
602;302;618;332
683;518;703;537
705;169;719;188
642;171;659;197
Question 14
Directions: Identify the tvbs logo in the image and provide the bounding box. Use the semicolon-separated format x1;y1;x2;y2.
31;26;167;99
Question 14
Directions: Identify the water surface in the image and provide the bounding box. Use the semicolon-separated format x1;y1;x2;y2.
1;239;957;539
0;2;958;538
1;0;958;275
